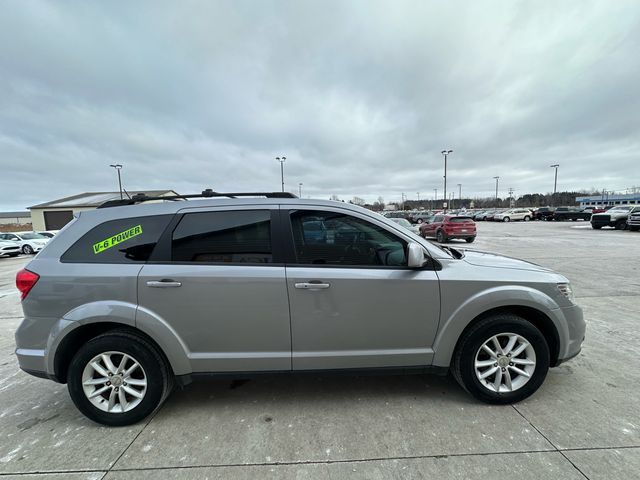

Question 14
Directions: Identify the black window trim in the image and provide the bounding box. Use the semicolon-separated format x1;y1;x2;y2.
278;208;440;271
147;207;285;266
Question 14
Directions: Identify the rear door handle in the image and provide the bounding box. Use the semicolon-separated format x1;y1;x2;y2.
294;282;330;290
146;280;182;288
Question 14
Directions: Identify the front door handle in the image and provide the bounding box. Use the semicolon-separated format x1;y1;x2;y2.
294;282;331;290
146;280;182;288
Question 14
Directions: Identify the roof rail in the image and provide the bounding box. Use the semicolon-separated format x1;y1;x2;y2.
97;190;298;208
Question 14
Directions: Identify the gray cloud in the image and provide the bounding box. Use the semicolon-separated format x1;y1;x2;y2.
1;0;639;210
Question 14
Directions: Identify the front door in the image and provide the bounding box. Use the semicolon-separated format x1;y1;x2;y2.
137;207;291;373
283;207;441;370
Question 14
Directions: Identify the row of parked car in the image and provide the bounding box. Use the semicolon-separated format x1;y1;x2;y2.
383;205;640;230
0;230;58;258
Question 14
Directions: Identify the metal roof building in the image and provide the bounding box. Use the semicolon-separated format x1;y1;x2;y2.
0;211;31;226
575;193;640;208
28;190;178;230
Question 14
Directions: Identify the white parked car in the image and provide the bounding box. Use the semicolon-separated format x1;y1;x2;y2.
389;217;421;235
0;239;21;257
494;208;533;222
0;232;50;255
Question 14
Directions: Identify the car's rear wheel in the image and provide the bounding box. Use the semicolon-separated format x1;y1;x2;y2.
465;237;475;243
67;330;173;426
503;217;510;222
22;245;34;255
615;220;627;230
452;314;550;404
436;230;447;243
592;224;602;229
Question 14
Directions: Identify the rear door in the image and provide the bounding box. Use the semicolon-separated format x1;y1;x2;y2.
282;206;441;370
137;206;291;373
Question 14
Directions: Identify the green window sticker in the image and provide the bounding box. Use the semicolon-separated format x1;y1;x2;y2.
93;225;143;254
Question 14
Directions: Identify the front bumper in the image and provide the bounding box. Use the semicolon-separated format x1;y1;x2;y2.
556;303;586;365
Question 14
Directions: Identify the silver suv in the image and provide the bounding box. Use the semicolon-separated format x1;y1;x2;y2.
15;191;585;426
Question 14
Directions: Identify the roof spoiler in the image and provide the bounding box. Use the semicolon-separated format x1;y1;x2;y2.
97;190;297;208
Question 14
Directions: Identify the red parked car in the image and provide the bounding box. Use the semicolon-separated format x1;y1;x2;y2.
419;214;477;243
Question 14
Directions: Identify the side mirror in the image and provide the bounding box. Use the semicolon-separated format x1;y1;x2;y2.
407;242;428;268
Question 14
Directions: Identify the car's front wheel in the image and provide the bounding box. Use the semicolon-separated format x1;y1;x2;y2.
67;330;173;426
22;245;34;255
615;220;627;230
503;217;510;222
452;314;550;404
524;216;531;222
465;237;475;243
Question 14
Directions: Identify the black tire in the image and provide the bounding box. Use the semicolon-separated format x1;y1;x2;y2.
465;237;475;243
629;226;639;232
591;224;602;229
67;330;173;426
615;220;627;230
524;216;530;222
22;245;34;255
436;230;447;243
503;217;510;222
417;218;424;224
451;314;550;404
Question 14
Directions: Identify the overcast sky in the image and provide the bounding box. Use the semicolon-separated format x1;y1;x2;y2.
1;0;639;210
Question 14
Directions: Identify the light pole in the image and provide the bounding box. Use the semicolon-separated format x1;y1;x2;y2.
441;149;453;212
434;188;438;211
457;183;462;208
275;156;286;192
493;176;500;206
298;182;303;197
550;164;559;205
401;192;406;210
109;164;123;199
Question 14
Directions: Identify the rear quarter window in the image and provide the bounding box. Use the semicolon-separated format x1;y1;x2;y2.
61;215;173;263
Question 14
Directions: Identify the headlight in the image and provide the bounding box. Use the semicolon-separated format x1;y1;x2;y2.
557;283;575;303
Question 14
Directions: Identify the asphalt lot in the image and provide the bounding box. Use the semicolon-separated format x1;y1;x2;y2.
0;220;638;479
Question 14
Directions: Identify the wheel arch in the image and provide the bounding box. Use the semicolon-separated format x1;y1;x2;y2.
433;291;564;368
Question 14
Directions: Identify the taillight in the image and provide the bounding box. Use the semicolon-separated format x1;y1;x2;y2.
16;269;39;301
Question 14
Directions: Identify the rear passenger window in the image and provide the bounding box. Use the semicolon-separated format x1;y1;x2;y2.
62;215;172;263
171;210;272;263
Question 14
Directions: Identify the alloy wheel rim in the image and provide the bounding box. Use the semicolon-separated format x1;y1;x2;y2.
474;333;536;393
82;351;147;413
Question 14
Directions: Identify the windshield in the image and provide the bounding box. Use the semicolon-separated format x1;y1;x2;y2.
609;206;631;212
20;233;47;240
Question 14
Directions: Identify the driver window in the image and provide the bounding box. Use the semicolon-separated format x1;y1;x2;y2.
289;210;407;267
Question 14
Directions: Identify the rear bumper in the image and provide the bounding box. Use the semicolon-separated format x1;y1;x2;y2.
15;348;56;380
444;232;476;239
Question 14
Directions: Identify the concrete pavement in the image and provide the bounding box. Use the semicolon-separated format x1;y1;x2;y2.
0;221;638;479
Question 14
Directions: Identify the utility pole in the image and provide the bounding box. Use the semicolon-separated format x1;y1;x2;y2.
441;150;452;212
493;176;500;206
434;188;438;211
508;187;515;207
109;164;123;199
401;192;406;210
457;183;462;207
275;156;286;192
298;182;303;197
